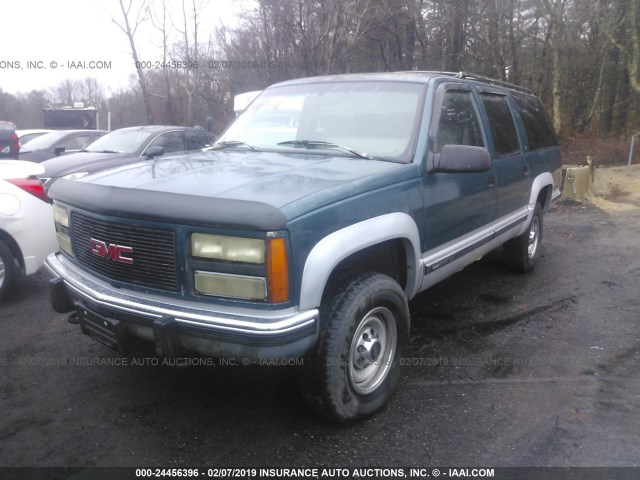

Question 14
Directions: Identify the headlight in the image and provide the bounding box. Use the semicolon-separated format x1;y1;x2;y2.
52;204;69;227
56;232;73;256
194;271;266;300
52;204;73;256
62;171;89;181
191;233;265;264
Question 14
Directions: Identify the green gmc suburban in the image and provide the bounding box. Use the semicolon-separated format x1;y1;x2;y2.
46;72;562;422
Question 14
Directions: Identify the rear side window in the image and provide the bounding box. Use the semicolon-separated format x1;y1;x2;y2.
480;93;520;156
512;93;558;150
433;90;484;153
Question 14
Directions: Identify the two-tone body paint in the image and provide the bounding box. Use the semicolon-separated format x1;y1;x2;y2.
45;72;562;361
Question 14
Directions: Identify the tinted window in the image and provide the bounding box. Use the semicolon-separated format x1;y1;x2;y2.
512;92;558;150
186;130;215;150
148;131;185;154
434;90;484;153
480;93;520;156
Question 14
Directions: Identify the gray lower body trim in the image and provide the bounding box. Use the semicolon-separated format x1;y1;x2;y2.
422;209;528;276
418;208;530;292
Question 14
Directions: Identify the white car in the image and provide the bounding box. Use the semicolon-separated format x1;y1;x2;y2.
16;129;55;146
0;160;57;299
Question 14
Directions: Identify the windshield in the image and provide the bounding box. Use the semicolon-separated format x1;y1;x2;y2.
19;131;67;150
84;129;152;154
218;81;426;162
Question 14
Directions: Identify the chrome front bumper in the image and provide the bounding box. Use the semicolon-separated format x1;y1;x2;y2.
45;252;319;360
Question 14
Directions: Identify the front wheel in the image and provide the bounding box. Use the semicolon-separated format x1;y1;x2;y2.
504;202;543;273
299;272;409;423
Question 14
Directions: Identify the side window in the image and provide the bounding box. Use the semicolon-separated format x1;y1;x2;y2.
480;93;520;156
148;131;185;154
434;90;484;153
61;135;92;151
512;93;558;150
186;130;215;151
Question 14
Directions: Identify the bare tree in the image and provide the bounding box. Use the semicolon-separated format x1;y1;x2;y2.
177;0;203;126
50;79;80;106
149;0;177;124
112;0;154;124
78;78;105;108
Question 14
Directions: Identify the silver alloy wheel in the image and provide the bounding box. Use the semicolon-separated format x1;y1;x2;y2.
0;256;5;289
527;216;540;258
349;306;397;395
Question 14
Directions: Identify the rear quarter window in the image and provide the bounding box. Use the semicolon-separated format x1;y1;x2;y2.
512;92;558;150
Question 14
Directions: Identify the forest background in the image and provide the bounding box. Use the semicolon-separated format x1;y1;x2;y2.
1;0;639;165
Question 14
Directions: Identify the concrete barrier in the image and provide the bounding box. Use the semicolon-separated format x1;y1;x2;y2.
560;157;594;202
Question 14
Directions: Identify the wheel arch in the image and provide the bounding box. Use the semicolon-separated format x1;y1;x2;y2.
529;172;554;213
0;229;24;273
298;213;422;312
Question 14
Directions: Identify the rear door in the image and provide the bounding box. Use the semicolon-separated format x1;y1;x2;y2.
477;88;530;218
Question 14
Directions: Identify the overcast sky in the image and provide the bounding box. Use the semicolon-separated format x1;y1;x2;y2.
0;0;245;96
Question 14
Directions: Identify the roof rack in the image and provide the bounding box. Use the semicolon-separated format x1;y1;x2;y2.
409;71;533;94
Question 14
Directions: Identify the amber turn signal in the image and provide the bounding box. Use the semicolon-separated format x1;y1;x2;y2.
267;237;289;303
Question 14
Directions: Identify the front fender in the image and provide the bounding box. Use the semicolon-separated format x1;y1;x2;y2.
298;213;422;310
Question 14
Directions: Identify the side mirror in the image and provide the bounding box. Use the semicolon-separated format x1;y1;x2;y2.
432;145;491;173
54;146;66;156
144;145;165;159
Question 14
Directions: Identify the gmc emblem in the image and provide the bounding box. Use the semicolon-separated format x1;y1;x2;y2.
89;238;134;264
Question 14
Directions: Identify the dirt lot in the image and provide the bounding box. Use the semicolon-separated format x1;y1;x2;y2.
1;166;640;477
587;164;640;212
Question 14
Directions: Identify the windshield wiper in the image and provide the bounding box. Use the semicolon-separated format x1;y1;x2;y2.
86;149;121;154
207;140;260;152
276;140;373;159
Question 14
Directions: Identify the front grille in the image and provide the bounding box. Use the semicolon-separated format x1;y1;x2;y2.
71;213;178;291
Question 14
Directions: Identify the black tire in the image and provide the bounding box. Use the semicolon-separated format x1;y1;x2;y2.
299;272;409;423
0;240;17;301
504;202;543;273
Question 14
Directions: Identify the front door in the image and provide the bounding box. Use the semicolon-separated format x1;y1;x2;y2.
421;84;498;252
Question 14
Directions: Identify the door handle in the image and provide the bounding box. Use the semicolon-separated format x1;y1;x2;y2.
488;175;496;187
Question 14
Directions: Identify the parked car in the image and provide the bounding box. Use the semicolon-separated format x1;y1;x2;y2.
40;126;216;187
16;129;55;146
18;129;107;163
45;72;562;422
0;121;20;159
0;160;57;299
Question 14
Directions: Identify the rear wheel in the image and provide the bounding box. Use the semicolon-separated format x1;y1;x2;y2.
299;272;409;423
0;240;17;300
504;202;543;273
